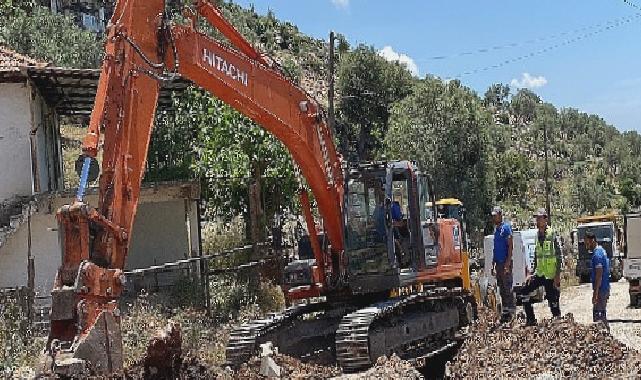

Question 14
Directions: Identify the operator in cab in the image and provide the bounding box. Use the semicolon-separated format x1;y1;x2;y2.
585;230;610;325
491;206;515;323
519;208;562;326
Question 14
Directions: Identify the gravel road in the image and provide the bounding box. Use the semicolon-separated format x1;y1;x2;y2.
533;280;641;350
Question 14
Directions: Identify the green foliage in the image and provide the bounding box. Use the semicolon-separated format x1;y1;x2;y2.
280;56;302;84
337;44;414;160
619;178;641;208
161;87;297;223
0;2;103;68
572;168;611;214
510;88;540;125
202;218;246;254
493;149;533;204
384;77;494;237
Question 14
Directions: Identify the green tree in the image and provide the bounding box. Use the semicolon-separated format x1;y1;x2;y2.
160;88;297;226
620;177;641;208
573;169;611;214
0;3;103;68
484;83;511;124
337;44;414;161
493;149;533;205
510;88;540;125
384;77;494;237
484;83;510;109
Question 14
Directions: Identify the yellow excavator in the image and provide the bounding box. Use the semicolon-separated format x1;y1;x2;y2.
429;198;500;314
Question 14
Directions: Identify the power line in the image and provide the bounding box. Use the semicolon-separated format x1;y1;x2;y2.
623;0;641;11
415;13;640;62
447;12;641;79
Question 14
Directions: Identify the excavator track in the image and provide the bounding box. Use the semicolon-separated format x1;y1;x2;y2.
336;287;474;372
226;301;328;366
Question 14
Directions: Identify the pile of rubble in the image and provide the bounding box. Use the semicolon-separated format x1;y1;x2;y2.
446;309;641;379
336;355;422;379
234;353;341;379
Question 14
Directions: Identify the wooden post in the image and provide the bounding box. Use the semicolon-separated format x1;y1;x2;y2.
203;256;211;316
328;31;336;134
249;164;265;259
26;202;35;324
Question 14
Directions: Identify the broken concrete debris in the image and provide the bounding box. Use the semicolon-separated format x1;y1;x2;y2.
446;308;641;379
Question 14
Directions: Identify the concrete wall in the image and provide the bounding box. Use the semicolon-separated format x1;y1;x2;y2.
0;82;33;201
0;193;200;296
126;199;195;270
0;81;62;201
0;212;60;296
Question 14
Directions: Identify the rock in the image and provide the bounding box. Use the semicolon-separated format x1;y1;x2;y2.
260;341;275;357
259;355;281;378
53;357;86;377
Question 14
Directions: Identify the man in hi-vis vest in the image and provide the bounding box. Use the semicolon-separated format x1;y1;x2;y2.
519;208;562;326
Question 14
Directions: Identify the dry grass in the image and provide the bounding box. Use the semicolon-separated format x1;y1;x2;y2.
1;274;284;377
121;278;284;370
0;298;45;376
201;218;246;254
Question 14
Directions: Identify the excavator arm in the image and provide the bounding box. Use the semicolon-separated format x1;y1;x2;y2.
45;0;344;375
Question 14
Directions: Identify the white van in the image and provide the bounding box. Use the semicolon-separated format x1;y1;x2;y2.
484;228;544;304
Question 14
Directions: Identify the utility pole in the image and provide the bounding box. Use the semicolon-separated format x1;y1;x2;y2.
544;121;552;226
328;30;350;159
328;31;336;135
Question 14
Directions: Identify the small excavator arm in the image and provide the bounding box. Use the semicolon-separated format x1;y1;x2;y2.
44;0;344;375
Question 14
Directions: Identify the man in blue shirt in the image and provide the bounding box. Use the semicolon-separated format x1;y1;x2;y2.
492;206;515;322
585;230;610;324
391;201;403;221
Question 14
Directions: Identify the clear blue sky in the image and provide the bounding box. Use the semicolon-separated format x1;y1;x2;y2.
233;0;641;132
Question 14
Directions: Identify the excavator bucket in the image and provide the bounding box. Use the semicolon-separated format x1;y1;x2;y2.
43;310;123;376
38;204;128;376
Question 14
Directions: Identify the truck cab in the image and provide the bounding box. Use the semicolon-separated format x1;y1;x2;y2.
575;220;623;283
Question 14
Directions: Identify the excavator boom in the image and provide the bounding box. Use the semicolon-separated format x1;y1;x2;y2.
44;0;344;375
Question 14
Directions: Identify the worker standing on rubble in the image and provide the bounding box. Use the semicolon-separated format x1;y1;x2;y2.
491;206;515;322
520;208;562;326
585;230;610;324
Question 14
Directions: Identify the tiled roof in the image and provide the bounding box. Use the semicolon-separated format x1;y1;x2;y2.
0;46;49;72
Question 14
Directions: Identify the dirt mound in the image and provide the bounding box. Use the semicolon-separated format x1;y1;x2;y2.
123;353;227;379
336;354;423;379
446;309;641;379
235;354;341;379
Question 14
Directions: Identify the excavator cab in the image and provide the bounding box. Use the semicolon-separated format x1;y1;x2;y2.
344;161;440;294
284;161;433;295
284;161;468;296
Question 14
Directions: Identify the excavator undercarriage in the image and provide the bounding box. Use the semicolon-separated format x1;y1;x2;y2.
227;285;475;372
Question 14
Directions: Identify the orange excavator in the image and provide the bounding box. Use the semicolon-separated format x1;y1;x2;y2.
42;0;476;376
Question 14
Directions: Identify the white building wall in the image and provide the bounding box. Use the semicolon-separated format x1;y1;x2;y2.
0;82;33;201
0;195;199;295
0;213;59;296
